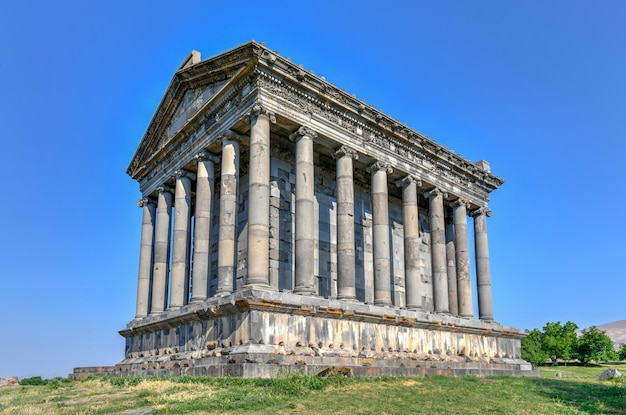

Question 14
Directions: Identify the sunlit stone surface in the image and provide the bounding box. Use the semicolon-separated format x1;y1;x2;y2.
74;42;535;378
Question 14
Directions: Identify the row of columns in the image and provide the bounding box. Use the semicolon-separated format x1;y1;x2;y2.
135;106;493;321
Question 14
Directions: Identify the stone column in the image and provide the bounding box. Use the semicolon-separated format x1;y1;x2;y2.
246;104;274;288
445;216;458;316
191;152;218;302
291;126;318;295
396;175;422;310
216;135;240;295
424;188;449;314
151;186;173;314
471;208;494;321
452;199;473;318
368;161;393;306
169;170;194;309
334;146;359;301
135;198;156;318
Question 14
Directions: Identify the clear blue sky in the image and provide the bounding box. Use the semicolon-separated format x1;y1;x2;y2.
1;1;624;379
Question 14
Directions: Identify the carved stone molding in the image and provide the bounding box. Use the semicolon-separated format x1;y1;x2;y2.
137;198;155;208
395;174;423;189
333;145;359;160
424;187;448;200
156;185;174;195
289;126;318;141
450;198;470;209
194;151;220;165
173;170;196;181
247;103;276;124
470;207;492;218
254;71;503;200
367;161;393;174
215;131;245;147
129;63;256;180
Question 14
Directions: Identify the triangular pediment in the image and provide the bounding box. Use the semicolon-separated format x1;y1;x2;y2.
165;81;226;142
127;41;264;180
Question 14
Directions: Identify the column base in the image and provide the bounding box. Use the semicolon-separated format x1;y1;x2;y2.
214;291;233;297
294;287;317;296
244;283;271;289
374;300;392;307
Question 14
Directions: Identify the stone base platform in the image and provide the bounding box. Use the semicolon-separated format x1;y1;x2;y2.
73;288;537;378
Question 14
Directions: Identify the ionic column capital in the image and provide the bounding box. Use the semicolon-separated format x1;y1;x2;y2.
289;126;318;141
395;174;422;189
470;207;492;217
137;197;155;208
156;185;174;195
451;198;470;209
194;151;219;165
216;131;245;146
367;160;393;174
424;187;448;200
333;145;359;160
172;169;196;181
246;103;276;124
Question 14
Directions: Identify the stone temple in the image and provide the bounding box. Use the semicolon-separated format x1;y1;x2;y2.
74;41;535;378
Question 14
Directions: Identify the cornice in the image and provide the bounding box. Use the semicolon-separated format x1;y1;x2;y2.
254;69;499;204
250;46;503;190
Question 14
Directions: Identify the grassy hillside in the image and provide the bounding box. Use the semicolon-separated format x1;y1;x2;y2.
1;364;625;415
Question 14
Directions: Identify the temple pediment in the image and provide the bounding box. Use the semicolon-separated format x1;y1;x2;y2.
127;43;264;180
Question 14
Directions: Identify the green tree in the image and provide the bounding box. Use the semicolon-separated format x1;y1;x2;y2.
542;321;579;365
574;326;616;365
618;343;626;361
521;328;549;367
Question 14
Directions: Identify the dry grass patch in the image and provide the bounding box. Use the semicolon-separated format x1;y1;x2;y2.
2;370;626;414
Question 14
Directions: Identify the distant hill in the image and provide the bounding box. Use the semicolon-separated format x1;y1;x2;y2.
595;319;626;348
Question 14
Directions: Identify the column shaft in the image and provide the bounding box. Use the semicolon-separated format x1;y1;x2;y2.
246;106;272;287
151;188;173;313
335;146;358;300
453;200;473;317
170;171;193;308
135;198;156;318
292;127;317;294
216;138;240;294
191;154;216;302
369;162;392;306
397;176;422;309
426;188;449;314
473;209;493;321
445;218;458;316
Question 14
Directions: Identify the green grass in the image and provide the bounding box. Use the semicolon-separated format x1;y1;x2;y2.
1;366;625;414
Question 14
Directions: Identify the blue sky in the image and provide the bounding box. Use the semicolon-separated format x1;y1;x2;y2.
1;1;624;379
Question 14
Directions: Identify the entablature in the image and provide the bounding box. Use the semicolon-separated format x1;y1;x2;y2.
131;41;503;208
252;45;503;190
